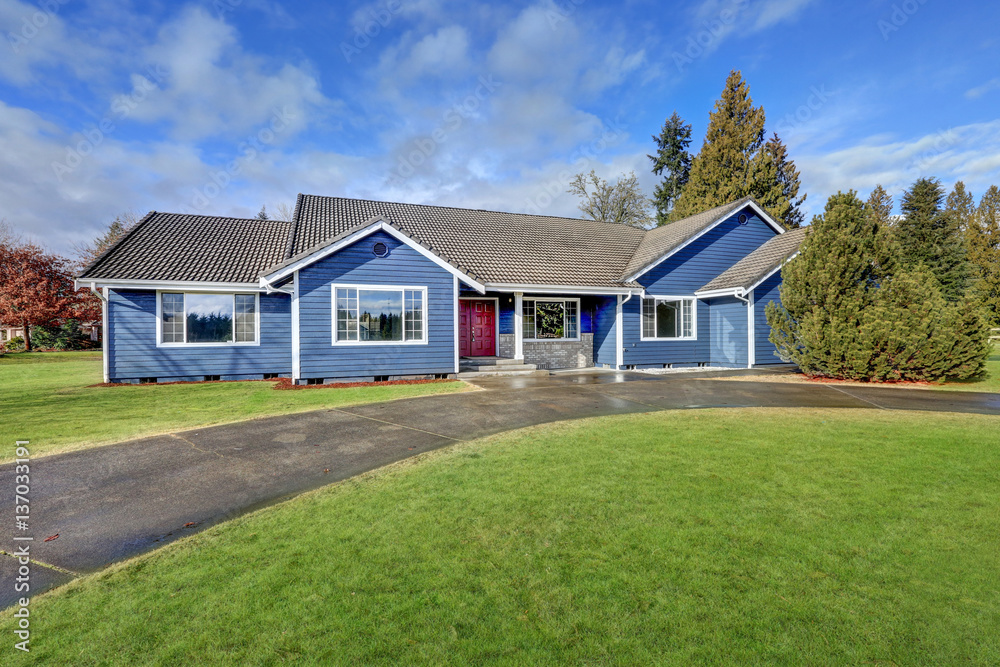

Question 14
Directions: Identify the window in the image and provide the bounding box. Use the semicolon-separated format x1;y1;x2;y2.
641;297;695;340
159;293;258;345
333;286;426;344
522;298;580;341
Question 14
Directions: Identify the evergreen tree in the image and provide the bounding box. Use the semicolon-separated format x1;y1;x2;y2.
968;185;1000;325
257;205;270;220
946;181;976;233
671;70;767;221
897;177;969;301
647;111;692;225
752;133;806;228
766;190;988;381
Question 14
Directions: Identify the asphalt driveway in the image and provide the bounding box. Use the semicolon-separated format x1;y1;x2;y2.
3;369;1000;607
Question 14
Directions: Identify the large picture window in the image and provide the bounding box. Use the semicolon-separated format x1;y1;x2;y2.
641;297;695;340
159;292;258;345
522;298;579;341
334;286;426;344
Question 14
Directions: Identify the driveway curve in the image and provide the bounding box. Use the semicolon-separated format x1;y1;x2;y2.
3;369;999;607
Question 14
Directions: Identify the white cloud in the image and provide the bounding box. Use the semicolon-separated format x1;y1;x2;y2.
965;77;1000;100
795;119;1000;211
126;7;334;141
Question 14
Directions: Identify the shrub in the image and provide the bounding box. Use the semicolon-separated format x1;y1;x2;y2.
3;335;24;353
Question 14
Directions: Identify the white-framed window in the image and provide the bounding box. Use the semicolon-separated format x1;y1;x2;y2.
522;297;580;341
641;297;696;340
332;285;427;345
157;292;259;346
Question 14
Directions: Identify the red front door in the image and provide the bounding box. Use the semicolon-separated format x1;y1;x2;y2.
459;300;496;357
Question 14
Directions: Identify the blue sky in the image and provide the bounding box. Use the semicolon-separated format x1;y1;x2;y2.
2;0;999;254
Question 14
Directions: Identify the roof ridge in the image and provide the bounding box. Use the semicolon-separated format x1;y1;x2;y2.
298;193;641;227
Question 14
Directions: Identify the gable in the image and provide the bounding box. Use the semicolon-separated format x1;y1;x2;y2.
638;206;779;295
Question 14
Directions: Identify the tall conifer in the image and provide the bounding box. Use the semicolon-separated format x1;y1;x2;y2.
648;111;692;225
897;177;969;301
968;185;1000;325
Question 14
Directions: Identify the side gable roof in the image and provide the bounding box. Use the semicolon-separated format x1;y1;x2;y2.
78;213;292;284
289;194;647;289
697;226;807;295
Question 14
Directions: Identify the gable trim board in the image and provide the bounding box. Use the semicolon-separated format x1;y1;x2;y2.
623;200;785;284
694;251;800;299
260;219;487;294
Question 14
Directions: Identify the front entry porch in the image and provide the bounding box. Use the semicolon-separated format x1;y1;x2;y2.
457;356;547;379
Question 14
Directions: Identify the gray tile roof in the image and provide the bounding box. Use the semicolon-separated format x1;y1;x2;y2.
698;226;807;293
77;194;781;292
289;195;649;288
78;212;292;283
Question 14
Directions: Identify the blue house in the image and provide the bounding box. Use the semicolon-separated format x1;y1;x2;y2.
76;195;805;383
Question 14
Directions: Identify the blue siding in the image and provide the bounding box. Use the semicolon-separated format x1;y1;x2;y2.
622;205;778;367
107;289;291;381
298;230;455;379
709;297;748;367
753;271;786;365
593;296;618;366
638;207;777;295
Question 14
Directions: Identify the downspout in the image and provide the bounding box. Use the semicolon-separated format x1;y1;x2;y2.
89;283;110;383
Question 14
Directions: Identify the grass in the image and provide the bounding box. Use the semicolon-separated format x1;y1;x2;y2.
5;408;998;665
0;351;468;461
939;342;1000;392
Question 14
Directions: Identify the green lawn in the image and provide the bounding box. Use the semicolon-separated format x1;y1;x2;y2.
0;351;468;461
939;342;1000;392
6;408;998;665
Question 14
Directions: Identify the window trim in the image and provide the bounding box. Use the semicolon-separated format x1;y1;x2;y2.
522;296;581;342
330;283;429;346
639;295;698;342
155;290;261;348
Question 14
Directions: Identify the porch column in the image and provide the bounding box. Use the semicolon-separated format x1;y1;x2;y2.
291;270;301;382
514;292;524;360
746;288;755;368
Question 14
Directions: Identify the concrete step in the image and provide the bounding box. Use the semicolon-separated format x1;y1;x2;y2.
457;369;551;379
460;362;538;372
460;357;523;366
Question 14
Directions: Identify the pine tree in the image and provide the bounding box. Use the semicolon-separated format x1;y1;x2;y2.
766;190;987;381
968;185;1000;325
257;205;270;220
751;133;806;228
647;111;692;225
671;70;767;220
897;177;969;301
946;181;976;233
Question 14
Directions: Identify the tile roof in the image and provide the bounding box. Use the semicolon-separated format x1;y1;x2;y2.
78;212;291;283
289;195;649;288
698;226;807;293
77;194;782;292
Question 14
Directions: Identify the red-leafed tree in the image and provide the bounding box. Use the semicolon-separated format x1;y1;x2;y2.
0;242;79;351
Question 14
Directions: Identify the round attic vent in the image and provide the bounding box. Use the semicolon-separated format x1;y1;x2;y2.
738;213;749;225
372;241;389;258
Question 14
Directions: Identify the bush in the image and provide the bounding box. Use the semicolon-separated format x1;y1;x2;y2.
3;335;24;353
29;320;91;351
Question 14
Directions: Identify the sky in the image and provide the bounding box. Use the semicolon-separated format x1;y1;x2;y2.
1;0;999;256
